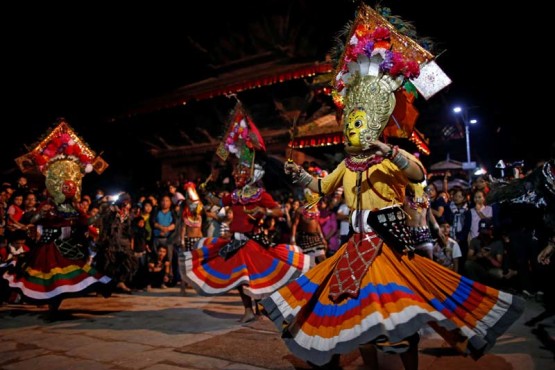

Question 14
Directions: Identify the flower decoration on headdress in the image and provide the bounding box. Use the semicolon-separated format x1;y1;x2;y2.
217;102;266;164
332;5;442;105
341;25;420;81
330;4;451;145
15;119;108;175
14;119;108;206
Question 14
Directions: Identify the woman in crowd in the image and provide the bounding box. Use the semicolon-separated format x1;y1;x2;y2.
177;181;204;295
403;182;440;259
290;188;327;264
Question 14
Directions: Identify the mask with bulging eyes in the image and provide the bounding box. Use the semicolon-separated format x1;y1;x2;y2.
342;74;398;153
344;108;370;149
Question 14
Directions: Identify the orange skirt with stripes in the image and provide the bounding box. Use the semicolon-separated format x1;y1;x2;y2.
261;243;525;366
3;242;112;304
184;237;311;299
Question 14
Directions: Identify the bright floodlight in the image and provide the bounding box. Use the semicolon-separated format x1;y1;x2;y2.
469;119;477;124
474;168;487;176
453;106;462;113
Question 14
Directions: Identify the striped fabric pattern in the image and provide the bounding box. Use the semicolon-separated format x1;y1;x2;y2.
262;244;525;366
185;237;311;299
4;243;111;303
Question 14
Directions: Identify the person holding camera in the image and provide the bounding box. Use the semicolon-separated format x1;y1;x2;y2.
464;218;504;287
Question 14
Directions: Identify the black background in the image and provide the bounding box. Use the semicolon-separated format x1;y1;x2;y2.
2;1;548;193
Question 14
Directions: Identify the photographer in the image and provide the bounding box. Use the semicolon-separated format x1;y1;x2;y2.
464;218;504;287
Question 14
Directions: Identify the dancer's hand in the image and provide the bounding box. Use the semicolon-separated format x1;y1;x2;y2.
284;160;300;176
198;174;212;195
366;140;392;157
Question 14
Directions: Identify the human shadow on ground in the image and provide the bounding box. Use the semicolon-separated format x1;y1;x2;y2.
531;324;555;359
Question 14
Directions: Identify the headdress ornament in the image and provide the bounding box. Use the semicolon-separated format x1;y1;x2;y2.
331;4;451;144
216;101;266;163
183;181;203;222
216;101;266;184
15;119;108;175
15;119;108;205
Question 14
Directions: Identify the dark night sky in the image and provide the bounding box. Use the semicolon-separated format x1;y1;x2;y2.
2;1;548;191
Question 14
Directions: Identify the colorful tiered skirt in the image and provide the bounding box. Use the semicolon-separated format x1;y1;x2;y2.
185;237;311;299
3;242;112;304
261;243;525;366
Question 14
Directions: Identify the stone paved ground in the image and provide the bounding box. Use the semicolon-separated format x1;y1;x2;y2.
1;288;553;370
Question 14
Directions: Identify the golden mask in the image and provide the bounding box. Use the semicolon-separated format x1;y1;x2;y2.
45;160;83;205
343;73;397;152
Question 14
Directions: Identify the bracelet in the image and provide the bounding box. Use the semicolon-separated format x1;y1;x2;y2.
392;152;410;170
292;167;313;187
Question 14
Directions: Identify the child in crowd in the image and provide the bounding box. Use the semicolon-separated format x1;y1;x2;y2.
433;221;462;272
147;245;170;290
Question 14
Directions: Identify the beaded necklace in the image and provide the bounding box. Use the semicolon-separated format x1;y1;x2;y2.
405;195;429;210
231;185;263;205
184;215;202;228
345;154;384;172
302;207;320;219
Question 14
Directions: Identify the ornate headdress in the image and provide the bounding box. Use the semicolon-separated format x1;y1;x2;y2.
332;4;451;148
183;181;203;221
15;119;108;204
15;119;108;175
216;101;266;184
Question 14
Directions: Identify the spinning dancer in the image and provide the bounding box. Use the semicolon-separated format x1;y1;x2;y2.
3;120;111;311
261;5;524;369
185;103;311;323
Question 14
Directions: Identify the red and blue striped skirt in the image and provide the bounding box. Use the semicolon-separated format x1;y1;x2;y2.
261;242;525;366
184;237;311;299
3;242;111;304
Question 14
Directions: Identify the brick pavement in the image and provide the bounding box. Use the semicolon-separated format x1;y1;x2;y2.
1;288;553;370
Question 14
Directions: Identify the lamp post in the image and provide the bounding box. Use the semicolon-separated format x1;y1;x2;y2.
453;106;477;181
